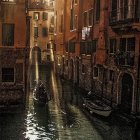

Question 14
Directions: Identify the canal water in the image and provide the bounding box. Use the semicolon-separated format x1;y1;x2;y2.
0;64;135;140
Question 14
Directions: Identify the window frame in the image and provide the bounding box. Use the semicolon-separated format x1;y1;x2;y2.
34;27;39;37
2;68;15;83
33;12;40;21
42;12;48;20
74;0;78;5
109;38;116;54
83;11;88;27
119;37;135;66
95;0;100;22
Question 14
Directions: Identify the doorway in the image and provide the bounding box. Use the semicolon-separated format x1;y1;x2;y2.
121;73;133;113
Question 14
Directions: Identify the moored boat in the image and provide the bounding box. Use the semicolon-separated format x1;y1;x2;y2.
83;98;112;117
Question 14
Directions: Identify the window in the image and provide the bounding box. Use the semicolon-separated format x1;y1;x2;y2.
92;40;97;53
74;15;78;29
83;12;88;27
121;0;129;19
94;67;99;77
33;12;40;20
70;8;74;30
88;9;93;26
34;27;38;37
42;27;48;37
87;41;92;55
65;42;69;52
74;0;78;4
80;41;96;55
82;64;85;73
69;41;75;53
120;37;135;52
2;68;14;82
42;12;48;20
95;0;100;21
80;42;86;54
111;0;135;22
70;0;75;30
66;41;75;53
2;23;14;46
109;39;116;54
111;0;117;17
119;37;135;66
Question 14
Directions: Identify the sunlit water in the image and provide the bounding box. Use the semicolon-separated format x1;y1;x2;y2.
0;64;135;140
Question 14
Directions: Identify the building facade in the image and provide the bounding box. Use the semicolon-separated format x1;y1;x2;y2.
54;0;140;114
54;0;65;75
0;0;29;106
27;0;55;64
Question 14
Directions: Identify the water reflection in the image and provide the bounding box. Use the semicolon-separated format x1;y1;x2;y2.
24;104;56;140
0;113;25;140
24;64;102;140
0;64;135;140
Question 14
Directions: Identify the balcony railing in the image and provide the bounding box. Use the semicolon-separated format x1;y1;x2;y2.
110;5;140;25
28;1;54;10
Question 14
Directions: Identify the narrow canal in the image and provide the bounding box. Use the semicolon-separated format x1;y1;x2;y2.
0;64;135;140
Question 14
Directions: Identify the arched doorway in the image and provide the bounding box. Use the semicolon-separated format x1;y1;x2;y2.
121;73;133;113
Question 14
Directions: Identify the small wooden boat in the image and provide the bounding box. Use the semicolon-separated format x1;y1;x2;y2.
83;98;112;117
33;81;50;105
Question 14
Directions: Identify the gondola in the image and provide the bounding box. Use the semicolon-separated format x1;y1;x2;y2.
33;81;50;105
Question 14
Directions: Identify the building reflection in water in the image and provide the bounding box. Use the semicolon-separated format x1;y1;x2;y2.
24;61;102;140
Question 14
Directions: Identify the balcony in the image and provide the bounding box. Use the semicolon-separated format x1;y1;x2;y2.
28;1;54;10
109;5;140;32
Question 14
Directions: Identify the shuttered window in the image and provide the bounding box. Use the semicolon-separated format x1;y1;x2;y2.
109;39;116;54
2;23;14;46
42;12;48;20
